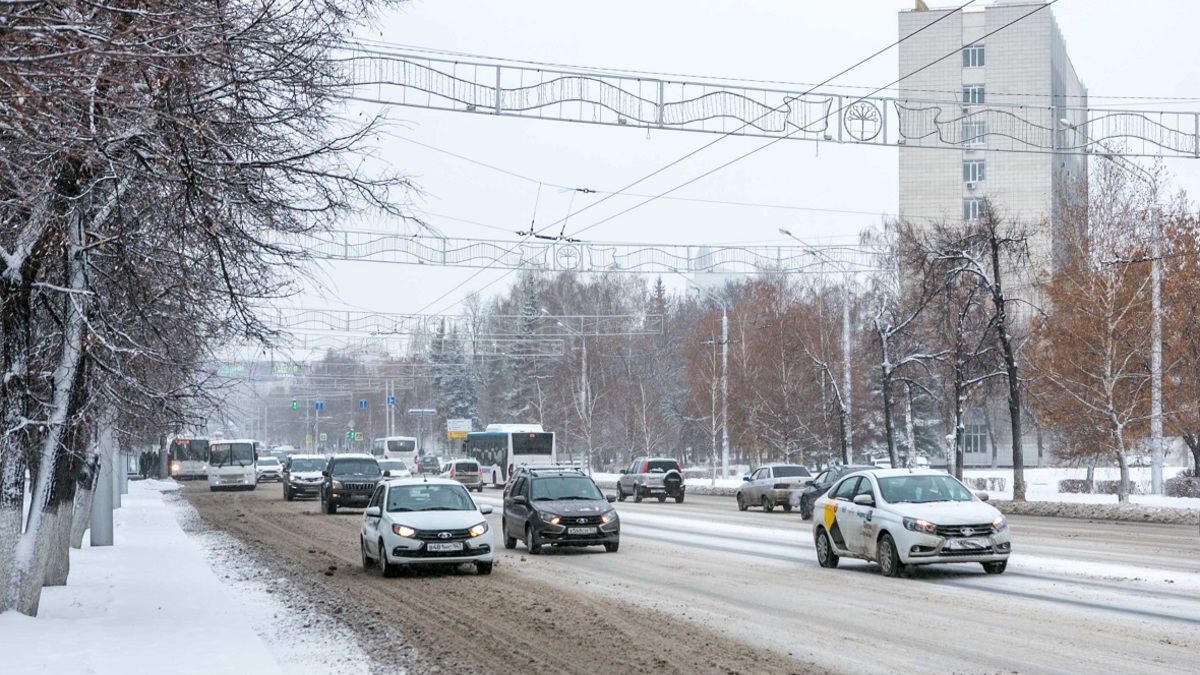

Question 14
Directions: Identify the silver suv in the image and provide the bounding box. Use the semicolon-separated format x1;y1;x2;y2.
616;457;685;503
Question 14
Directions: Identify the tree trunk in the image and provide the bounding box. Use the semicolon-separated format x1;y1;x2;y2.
953;388;967;481
881;365;899;468
1184;432;1200;476
41;501;73;587
1115;451;1130;504
70;452;99;549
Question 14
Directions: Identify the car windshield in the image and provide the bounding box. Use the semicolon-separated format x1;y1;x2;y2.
378;460;408;473
878;475;975;504
289;458;325;472
531;476;604;501
420;457;439;466
387;484;475;512
452;461;479;472
333;459;380;476
258;458;280;467
772;465;810;477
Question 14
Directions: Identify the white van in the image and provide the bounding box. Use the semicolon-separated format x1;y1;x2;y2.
207;439;258;491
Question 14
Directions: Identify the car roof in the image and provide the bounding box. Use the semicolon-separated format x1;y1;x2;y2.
287;454;326;460
382;476;465;487
864;468;950;478
329;453;377;461
759;463;806;468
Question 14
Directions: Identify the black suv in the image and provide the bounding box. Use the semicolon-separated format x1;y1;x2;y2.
796;464;873;520
320;454;382;514
502;466;619;554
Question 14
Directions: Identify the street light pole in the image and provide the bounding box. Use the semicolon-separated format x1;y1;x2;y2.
720;303;729;479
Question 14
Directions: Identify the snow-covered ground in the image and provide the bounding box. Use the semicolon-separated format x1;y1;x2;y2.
0;480;373;675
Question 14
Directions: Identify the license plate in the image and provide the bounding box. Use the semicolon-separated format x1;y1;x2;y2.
946;537;988;550
427;542;463;552
567;527;597;535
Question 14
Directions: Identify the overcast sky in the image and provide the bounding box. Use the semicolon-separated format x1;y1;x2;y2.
285;0;1200;327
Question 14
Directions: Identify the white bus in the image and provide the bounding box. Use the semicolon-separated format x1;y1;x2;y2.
463;424;555;487
168;437;210;480
207;439;258;492
371;436;418;461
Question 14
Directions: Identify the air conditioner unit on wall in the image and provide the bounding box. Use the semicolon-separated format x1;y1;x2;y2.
966;181;977;190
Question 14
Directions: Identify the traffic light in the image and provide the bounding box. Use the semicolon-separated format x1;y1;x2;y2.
346;431;354;441
291;399;298;410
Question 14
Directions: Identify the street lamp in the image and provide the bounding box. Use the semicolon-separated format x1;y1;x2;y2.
779;228;855;464
677;275;730;479
1059;119;1164;495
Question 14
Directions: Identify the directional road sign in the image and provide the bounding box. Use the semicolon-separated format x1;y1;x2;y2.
407;408;437;416
387;395;396;406
359;399;368;409
314;401;324;411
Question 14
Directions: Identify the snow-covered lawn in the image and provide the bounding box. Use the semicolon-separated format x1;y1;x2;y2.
0;480;371;675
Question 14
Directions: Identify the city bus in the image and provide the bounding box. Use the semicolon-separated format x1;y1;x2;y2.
371;436;418;461
207;438;259;491
168;437;210;480
463;424;555;487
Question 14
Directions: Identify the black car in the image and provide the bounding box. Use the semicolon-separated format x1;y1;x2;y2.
416;455;442;475
502;466;619;554
796;464;874;520
320;454;382;514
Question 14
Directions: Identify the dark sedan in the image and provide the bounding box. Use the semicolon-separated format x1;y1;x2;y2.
796;465;874;520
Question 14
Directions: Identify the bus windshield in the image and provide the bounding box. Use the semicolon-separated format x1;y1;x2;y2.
512;433;554;455
209;443;255;467
172;439;208;462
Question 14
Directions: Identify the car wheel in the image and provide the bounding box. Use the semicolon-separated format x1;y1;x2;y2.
360;537;372;570
815;528;839;569
525;525;543;555
761;496;774;513
736;493;748;511
633;487;643;503
378;539;398;577
674;493;684;504
656;495;666;503
799;497;813;521
604;540;619;553
502;520;517;550
782;501;792;512
878;533;905;578
982;560;1007;575
616;485;626;502
476;560;493;575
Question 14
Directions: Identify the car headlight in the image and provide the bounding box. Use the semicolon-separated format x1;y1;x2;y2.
288;475;298;482
331;480;343;489
469;521;489;537
539;512;561;526
991;515;1008;533
392;524;416;538
903;517;937;535
600;509;618;525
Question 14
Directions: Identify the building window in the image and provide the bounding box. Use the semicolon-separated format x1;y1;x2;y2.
963;120;986;147
963;424;988;453
962;85;985;106
963;159;985;183
963;198;985;221
962;44;985;68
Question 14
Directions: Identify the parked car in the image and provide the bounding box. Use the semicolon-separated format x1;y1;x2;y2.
440;458;484;492
360;477;494;576
736;464;812;512
320;454;381;514
796;465;874;520
616;457;686;503
282;454;328;501
416;455;442;475
872;458;892;469
377;459;412;479
256;457;284;483
812;468;1011;577
502;466;619;554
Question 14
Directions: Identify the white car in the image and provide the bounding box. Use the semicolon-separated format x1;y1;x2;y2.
360;477;494;577
812;468;1011;577
256;457;283;483
377;459;412;479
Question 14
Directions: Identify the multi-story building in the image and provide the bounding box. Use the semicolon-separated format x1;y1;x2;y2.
897;1;1086;467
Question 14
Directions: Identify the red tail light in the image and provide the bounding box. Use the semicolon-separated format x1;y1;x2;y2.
450;469;456;478
641;462;649;473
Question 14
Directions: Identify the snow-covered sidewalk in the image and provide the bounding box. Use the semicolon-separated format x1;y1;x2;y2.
0;480;368;675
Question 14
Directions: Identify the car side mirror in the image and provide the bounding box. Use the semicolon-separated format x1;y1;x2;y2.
801;479;813;487
742;476;751;482
619;469;626;474
364;506;381;518
383;470;391;477
974;491;990;502
606;494;617;503
853;494;875;507
478;505;493;515
321;470;329;477
512;495;529;506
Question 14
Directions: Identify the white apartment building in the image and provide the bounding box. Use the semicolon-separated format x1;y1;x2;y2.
898;1;1085;467
898;0;1086;276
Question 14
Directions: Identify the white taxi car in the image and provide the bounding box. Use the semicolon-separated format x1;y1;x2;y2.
360;477;494;577
812;469;1011;577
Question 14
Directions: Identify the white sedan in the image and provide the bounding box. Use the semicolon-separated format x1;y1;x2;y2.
377;459;412;479
812;468;1011;577
360;477;494;577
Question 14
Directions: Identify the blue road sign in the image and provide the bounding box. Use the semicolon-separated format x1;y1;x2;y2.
359;399;368;409
387;395;396;406
314;401;324;411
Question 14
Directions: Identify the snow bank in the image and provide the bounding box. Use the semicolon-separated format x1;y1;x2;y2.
990;499;1200;525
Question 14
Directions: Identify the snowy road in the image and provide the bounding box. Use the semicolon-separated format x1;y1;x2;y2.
185;484;1200;674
